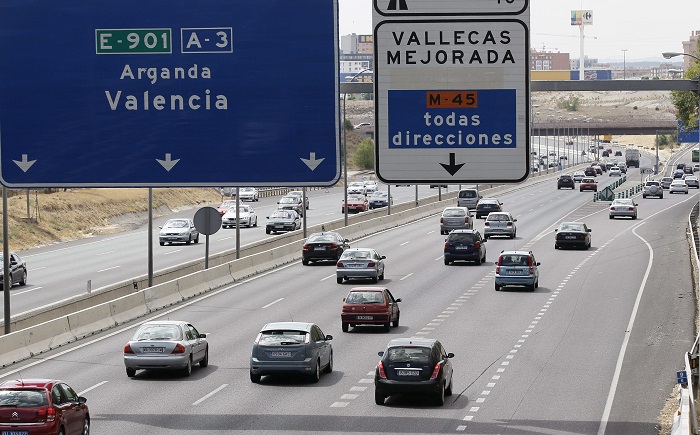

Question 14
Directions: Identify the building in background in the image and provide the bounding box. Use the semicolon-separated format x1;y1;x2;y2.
340;33;374;81
530;48;570;70
682;30;700;71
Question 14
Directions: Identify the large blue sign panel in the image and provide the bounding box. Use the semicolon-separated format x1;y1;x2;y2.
0;0;339;187
678;120;700;143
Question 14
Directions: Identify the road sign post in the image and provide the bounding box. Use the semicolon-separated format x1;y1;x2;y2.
373;1;530;184
0;0;339;187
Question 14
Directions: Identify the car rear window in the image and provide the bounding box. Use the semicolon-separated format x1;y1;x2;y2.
346;291;385;304
487;214;509;221
308;234;335;243
258;330;307;345
459;190;477;198
0;390;48;408
443;208;466;217
133;324;182;341
387;346;431;364
499;255;530;266
448;233;475;243
342;250;371;259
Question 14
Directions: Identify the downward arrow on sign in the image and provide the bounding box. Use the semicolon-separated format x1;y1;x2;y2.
300;152;325;171
156;153;180;172
439;153;465;176
13;154;36;173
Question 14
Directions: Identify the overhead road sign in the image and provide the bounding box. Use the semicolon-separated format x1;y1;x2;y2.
0;0;339;188
373;15;530;184
375;0;529;17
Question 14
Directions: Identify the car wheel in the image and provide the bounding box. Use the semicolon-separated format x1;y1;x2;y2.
557;186;561;190
336;277;343;284
435;382;445;406
495;284;501;291
379;270;384;280
19;269;27;286
633;214;637;220
444;259;450;265
266;228;271;234
253;217;258;227
535;279;539;289
511;232;516;239
609;215;613;219
182;357;192;377
159;241;164;246
383;322;391;332
445;377;453;396
58;429;65;435
250;371;262;383
529;283;536;292
475;255;482;265
200;347;209;368
194;235;199;244
372;275;379;283
342;323;349;333
302;258;309;265
126;367;136;378
186;235;192;245
82;416;90;435
392;314;400;328
587;241;591;249
323;351;333;373
375;390;385;405
643;194;647;198
310;360;321;383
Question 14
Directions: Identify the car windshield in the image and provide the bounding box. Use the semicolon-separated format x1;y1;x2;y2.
559;223;585;232
271;211;292;219
342;250;372;259
346;291;385;304
279;197;296;204
582;179;595;183
443;208;465;217
0;390;48;408
387;346;431;364
165;220;188;228
133;324;182;341
287;192;301;197
240;188;254;193
308;234;336;243
487;214;510;221
348;195;365;201
371;192;387;198
258;330;307;345
220;201;235;208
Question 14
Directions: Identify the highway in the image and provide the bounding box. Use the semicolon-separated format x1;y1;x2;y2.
0;147;696;434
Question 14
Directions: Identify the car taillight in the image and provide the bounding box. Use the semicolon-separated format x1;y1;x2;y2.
507;222;512;226
528;256;534;274
171;343;186;354
368;262;376;267
329;244;338;249
337;262;344;268
37;407;56;422
302;244;311;251
430;363;441;379
474;241;481;249
484;222;490;226
378;362;387;379
610;207;615;210
124;344;134;354
444;242;450;249
304;333;310;344
464;217;469;224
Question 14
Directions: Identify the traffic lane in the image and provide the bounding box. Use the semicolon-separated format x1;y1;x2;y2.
605;195;696;433
443;200;657;433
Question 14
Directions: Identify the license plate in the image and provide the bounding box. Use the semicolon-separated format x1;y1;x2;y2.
348;264;363;268
455;246;468;250
314;247;326;251
396;370;420;376
142;347;164;353
2;431;29;435
270;351;291;357
356;315;373;320
565;236;577;239
275;224;283;228
508;270;521;275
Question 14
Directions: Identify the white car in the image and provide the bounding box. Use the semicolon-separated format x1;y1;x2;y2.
669;180;689;194
608;167;622;177
347;182;367;195
238;187;259;202
363;180;378;194
572;171;585;182
222;205;258;228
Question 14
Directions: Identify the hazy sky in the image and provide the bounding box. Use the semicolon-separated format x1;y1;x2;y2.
339;0;698;62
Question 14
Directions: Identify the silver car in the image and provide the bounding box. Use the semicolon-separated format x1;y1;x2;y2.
159;218;200;246
609;198;637;219
286;191;309;209
440;207;473;235
250;322;333;383
483;212;517;239
669;180;689;194
123;320;209;377
238;187;259;202
336;248;386;284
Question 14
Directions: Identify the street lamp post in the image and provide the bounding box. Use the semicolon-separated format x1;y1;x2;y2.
342;68;372;227
622;49;628;80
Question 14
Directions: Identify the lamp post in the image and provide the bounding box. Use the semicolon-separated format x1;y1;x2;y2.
622;49;628;80
343;68;372;226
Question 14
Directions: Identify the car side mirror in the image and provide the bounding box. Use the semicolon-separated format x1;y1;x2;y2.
447;352;455;358
199;333;208;338
344;239;350;243
78;396;87;404
325;335;333;341
380;255;386;259
158;226;163;229
554;229;558;232
482;239;487;243
536;262;541;266
378;351;384;357
587;229;592;232
513;219;517;222
277;201;280;204
395;298;402;303
266;217;270;219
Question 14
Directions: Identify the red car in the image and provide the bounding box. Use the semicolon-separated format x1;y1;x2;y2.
0;379;90;435
341;287;401;332
579;178;598;192
342;194;369;213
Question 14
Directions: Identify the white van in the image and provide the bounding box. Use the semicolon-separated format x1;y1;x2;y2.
457;188;481;209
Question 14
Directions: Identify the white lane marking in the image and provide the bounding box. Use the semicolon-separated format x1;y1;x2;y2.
400;273;413;281
435;255;444;261
192;384;228;406
321;275;335;281
476;398;485;403
426;230;436;234
367;371;374;376
597;223;652;435
330;402;349;407
11;287;43;296
350;386;367;392
340;394;358;400
469;407;480;412
262;298;284;309
220;236;235;241
400;241;410;246
163;249;182;256
96;250;116;256
487;383;496;388
97;266;120;273
32;267;46;271
78;381;107;396
358;378;373;384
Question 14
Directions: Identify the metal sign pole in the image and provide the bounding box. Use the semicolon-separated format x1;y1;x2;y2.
148;188;153;287
3;186;10;334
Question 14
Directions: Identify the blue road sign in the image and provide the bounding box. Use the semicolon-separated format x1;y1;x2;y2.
678;120;700;143
677;370;688;385
0;0;339;187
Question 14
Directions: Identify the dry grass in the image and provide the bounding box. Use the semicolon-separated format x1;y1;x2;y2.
0;188;222;252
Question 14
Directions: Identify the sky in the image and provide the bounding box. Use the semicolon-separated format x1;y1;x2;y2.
339;0;699;63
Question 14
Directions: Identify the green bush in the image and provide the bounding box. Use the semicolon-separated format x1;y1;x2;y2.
353;138;375;170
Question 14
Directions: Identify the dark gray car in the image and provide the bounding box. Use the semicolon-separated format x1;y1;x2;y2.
250;322;333;383
0;252;27;288
278;196;304;216
266;210;301;234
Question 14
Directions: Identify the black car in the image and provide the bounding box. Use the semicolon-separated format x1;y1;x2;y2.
684;165;694;174
0;252;27;288
554;222;592;250
557;174;575;190
602;150;609;157
443;229;487;265
474;198;503;219
673;170;685;179
302;232;350;265
374;338;454;406
614;150;623;156
584;167;597;177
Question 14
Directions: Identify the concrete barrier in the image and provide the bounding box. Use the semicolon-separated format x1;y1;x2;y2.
22;317;75;357
143;281;183;312
67;304;116;339
176;271;212;300
0;331;31;367
110;292;148;325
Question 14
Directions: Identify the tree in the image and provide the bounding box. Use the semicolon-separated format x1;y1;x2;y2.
353;138;375;170
670;53;700;129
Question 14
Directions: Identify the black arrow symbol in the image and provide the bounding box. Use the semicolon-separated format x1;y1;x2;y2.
388;0;408;11
439;153;465;176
